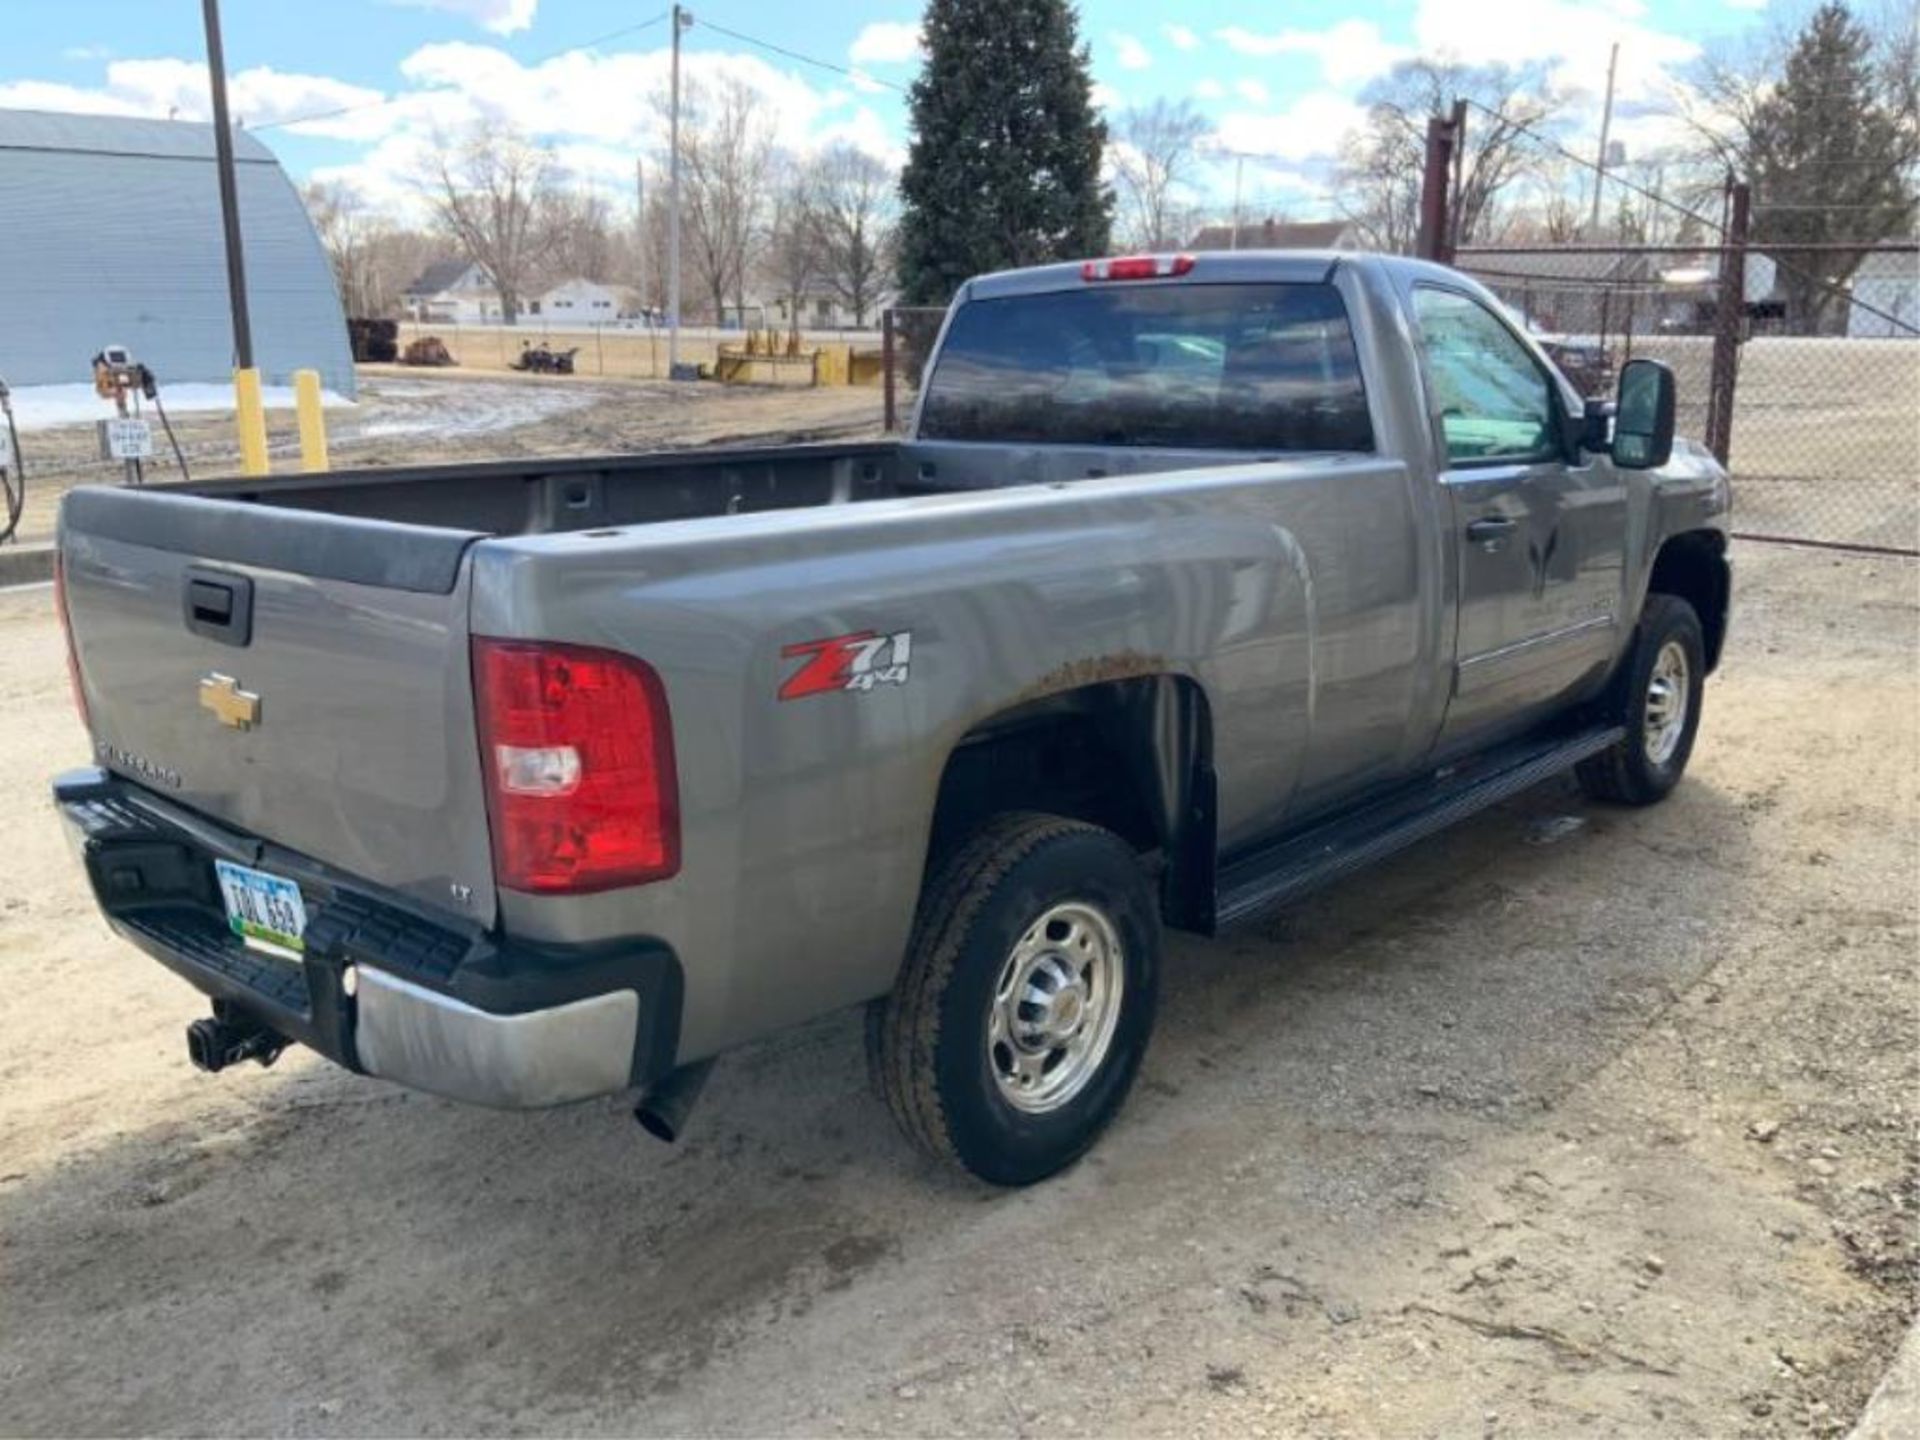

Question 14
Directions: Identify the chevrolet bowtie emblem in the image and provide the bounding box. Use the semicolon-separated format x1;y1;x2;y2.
198;673;261;730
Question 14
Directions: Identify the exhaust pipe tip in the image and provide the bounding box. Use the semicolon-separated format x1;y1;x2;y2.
634;1058;715;1144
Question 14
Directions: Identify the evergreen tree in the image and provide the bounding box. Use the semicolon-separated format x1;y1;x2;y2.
1696;2;1918;330
896;0;1113;304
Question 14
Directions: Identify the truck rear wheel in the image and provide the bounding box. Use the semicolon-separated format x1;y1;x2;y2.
869;812;1160;1186
1577;593;1706;806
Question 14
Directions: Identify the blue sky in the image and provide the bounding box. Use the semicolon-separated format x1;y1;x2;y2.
0;0;1781;218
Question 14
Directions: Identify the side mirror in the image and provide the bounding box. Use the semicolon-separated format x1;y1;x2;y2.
1612;358;1676;469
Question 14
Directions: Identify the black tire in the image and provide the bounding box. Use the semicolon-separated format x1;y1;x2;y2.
1577;593;1706;806
870;812;1160;1186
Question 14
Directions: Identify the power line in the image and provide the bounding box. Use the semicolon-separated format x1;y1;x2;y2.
691;16;909;94
1459;97;1919;337
252;10;672;133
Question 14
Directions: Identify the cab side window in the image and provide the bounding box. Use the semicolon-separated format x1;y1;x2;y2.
1413;287;1559;466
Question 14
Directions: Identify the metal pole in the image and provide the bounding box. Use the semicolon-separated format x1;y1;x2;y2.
1415;115;1455;262
1231;157;1243;249
201;0;252;370
634;158;647;325
1705;178;1750;466
1588;41;1620;235
668;4;689;376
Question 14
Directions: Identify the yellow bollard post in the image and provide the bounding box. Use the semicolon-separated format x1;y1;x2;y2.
233;367;270;476
294;369;330;472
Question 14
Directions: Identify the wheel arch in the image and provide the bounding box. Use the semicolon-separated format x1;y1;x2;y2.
925;675;1217;933
1647;529;1730;672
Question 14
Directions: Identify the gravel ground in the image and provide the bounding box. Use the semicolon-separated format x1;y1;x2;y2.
0;506;1913;1434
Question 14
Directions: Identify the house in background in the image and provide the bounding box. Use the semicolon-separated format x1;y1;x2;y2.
1187;217;1361;251
403;260;502;323
1846;250;1920;338
767;280;891;332
528;277;624;321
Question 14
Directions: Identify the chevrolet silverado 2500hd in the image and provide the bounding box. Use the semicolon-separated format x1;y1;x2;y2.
54;251;1731;1184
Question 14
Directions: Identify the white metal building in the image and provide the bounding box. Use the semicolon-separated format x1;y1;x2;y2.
0;108;354;394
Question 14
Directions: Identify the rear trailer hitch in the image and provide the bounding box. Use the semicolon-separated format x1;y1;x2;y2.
185;1005;286;1073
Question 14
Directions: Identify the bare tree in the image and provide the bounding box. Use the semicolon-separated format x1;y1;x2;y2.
807;143;895;327
1336;60;1561;252
763;158;823;333
303;180;382;316
543;188;620;286
420;120;559;324
666;75;777;324
303;181;447;317
1110;99;1210;250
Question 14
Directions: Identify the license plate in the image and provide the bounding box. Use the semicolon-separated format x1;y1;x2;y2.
214;859;308;958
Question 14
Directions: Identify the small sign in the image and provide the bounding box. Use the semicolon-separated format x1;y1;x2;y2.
102;416;154;461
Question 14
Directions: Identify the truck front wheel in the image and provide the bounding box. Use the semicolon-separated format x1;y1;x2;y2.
869;813;1160;1186
1578;593;1706;805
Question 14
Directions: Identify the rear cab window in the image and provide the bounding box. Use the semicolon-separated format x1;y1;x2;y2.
919;282;1375;453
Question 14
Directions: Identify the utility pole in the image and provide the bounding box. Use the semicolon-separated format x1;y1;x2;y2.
1230;156;1244;249
200;0;267;473
1588;41;1620;235
668;4;691;376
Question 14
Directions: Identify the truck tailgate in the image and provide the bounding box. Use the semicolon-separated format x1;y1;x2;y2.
59;486;498;927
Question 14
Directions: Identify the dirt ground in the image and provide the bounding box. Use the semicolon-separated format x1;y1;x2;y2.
0;437;1914;1436
4;369;886;548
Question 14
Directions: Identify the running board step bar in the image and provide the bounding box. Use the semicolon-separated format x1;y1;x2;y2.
1214;726;1625;930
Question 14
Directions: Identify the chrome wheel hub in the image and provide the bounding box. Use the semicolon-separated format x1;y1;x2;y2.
989;902;1124;1114
1644;639;1690;766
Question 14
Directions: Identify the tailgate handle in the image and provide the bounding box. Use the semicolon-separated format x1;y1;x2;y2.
183;569;253;647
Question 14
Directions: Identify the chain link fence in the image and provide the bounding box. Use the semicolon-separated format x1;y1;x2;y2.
1455;241;1919;556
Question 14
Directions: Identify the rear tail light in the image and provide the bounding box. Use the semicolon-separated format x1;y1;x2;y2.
472;638;679;894
1081;253;1196;281
53;555;89;730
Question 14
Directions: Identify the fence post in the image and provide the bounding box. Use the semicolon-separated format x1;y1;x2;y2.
882;308;897;431
1415;111;1461;263
1705;179;1751;467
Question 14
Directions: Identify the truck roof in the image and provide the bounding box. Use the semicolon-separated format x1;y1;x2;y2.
961;249;1457;303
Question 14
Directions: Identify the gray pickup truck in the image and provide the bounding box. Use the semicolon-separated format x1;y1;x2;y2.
54;251;1731;1184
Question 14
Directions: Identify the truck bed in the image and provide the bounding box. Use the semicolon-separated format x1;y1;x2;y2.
164;442;911;536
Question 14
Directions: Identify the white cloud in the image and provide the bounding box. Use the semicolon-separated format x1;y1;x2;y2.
62;45;112;62
1409;0;1699;108
0;58;390;140
1723;0;1768;8
1235;78;1270;106
1214;20;1409;87
387;0;538;36
1111;33;1153;71
1194;77;1226;100
1163;25;1199;51
1090;80;1124;112
1211;91;1368;163
849;21;924;65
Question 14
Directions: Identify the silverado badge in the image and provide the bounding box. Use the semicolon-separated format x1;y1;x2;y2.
198;673;261;730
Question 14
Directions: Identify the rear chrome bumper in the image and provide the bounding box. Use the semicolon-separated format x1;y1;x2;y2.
54;766;682;1109
353;966;638;1108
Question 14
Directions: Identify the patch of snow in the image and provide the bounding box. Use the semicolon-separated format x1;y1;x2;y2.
4;382;355;432
351;378;604;441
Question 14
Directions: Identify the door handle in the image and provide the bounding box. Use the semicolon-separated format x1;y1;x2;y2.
1465;516;1516;545
182;567;254;647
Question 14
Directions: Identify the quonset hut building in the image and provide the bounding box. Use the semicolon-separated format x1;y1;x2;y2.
0;109;353;395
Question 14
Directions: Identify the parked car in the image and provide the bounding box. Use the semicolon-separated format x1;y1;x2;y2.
53;250;1731;1184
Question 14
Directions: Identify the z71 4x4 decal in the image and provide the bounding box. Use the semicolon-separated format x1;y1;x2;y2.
779;630;913;700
